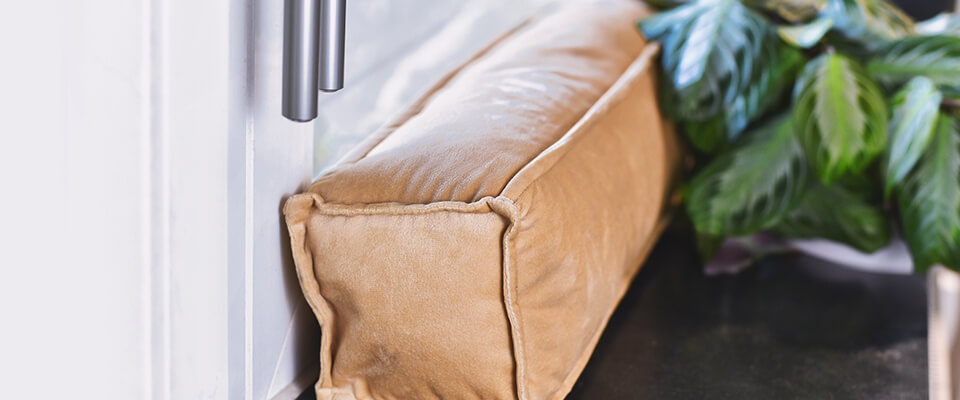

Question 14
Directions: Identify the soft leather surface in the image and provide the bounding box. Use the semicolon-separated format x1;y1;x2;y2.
284;1;680;399
309;1;648;205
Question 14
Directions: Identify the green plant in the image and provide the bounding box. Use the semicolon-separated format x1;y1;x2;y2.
638;0;960;272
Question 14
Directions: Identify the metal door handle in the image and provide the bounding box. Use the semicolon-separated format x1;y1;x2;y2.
282;0;346;122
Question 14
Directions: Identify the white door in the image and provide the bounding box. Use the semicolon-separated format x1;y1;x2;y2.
0;0;314;398
0;1;559;399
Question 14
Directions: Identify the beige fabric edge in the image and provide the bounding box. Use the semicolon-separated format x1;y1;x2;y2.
486;197;528;399
550;217;670;400
283;194;518;397
284;194;336;391
284;194;671;400
500;42;662;200
486;199;672;400
311;17;536;182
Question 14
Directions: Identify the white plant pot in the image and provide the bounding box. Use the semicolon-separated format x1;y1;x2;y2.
789;236;914;274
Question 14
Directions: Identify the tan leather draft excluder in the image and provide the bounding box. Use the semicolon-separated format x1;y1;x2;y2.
283;1;681;398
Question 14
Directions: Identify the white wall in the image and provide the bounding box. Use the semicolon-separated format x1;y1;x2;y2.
0;1;153;398
0;0;313;398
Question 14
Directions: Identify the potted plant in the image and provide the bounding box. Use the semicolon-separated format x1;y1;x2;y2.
638;0;960;273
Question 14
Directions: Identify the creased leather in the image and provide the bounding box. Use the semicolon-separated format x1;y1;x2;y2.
283;1;681;399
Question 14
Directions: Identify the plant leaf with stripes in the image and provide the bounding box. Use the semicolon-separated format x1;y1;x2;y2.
775;184;890;253
884;76;942;197
745;0;827;23
723;41;804;138
683;116;727;153
639;0;771;120
916;13;960;36
821;0;913;48
793;53;888;184
682;37;803;145
687;115;809;235
778;17;834;48
898;114;960;271
867;35;960;97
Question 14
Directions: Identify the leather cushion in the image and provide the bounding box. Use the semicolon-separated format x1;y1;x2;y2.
284;1;680;398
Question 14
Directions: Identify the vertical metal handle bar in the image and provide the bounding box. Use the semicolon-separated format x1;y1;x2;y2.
319;0;346;92
282;0;321;122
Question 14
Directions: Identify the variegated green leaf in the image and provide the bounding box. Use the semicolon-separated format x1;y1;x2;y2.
722;41;804;138
898;114;960;271
778;18;834;48
884;77;942;196
775;184;890;253
683;116;727;153
867;35;960;97
746;0;826;22
821;0;914;48
687;115;809;235
916;13;960;36
682;37;803;146
639;0;771;120
793;53;887;184
837;167;883;203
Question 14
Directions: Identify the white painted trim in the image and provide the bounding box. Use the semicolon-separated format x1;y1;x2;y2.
227;0;254;399
139;0;155;398
226;0;318;398
244;106;257;400
267;301;303;397
160;0;234;397
270;362;320;400
143;0;172;398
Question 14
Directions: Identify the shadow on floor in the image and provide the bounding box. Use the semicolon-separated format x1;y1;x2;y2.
567;229;927;400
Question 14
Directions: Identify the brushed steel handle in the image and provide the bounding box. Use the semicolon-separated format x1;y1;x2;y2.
282;0;345;122
319;0;346;92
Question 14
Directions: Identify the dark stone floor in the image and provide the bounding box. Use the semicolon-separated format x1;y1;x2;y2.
300;229;928;399
566;229;928;399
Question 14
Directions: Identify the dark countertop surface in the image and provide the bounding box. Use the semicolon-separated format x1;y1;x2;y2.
300;229;928;399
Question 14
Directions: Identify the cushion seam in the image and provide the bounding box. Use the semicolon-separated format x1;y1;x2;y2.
488;196;528;400
293;192;507;216
307;43;658;207
501;43;661;202
283;207;336;392
284;193;527;399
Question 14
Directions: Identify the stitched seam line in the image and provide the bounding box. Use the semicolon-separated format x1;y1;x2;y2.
489;197;527;400
290;193;524;398
284;220;335;389
503;43;660;202
299;193;503;217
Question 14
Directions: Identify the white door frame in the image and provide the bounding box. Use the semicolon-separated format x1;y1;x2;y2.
151;0;317;398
